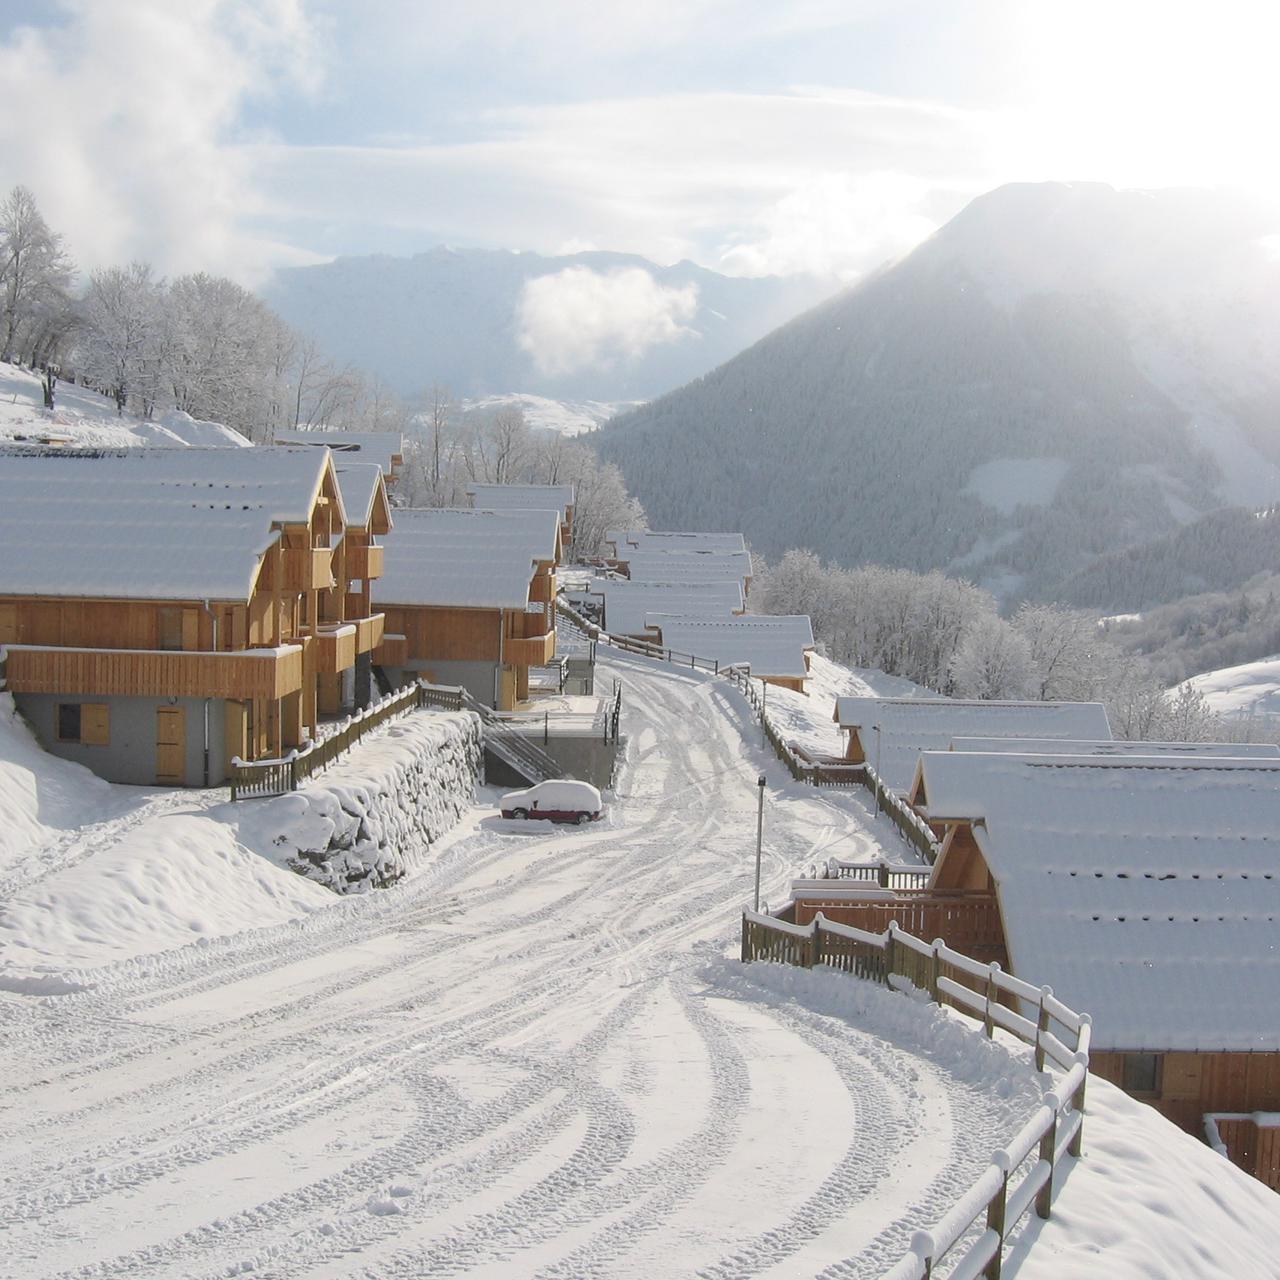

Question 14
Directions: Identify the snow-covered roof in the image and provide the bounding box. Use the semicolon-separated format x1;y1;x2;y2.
274;430;403;476
621;548;754;585
466;483;575;519
833;697;1112;793
598;580;743;636
0;446;338;601
917;749;1280;1051
374;507;558;609
651;615;815;679
950;736;1280;759
335;463;390;533
607;529;747;554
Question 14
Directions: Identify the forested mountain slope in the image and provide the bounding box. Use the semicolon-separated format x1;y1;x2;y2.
596;183;1280;602
264;248;827;400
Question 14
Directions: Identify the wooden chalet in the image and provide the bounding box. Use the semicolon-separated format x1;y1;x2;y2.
0;446;382;786
274;429;405;488
372;507;560;710
832;696;1113;795
604;529;747;560
797;748;1280;1188
650;614;816;691
466;483;575;552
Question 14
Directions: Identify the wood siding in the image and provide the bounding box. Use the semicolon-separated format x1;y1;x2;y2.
379;606;502;663
793;894;1007;964
1210;1116;1280;1191
5;645;304;701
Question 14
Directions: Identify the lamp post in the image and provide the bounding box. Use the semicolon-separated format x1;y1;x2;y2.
754;773;767;911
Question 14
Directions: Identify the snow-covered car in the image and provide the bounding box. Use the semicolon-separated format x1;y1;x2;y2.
500;780;603;824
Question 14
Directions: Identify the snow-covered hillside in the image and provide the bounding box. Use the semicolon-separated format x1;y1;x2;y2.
1188;654;1280;724
3;648;1277;1275
0;364;248;449
598;182;1280;603
463;391;643;437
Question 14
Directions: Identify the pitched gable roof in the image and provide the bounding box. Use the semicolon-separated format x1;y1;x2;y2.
466;483;575;520
607;529;747;554
374;507;558;609
833;696;1112;793
0;446;337;602
335;463;392;534
597;580;743;636
950;736;1280;760
653;615;814;678
916;749;1280;1050
274;430;403;476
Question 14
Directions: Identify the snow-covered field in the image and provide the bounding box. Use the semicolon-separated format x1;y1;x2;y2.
461;391;643;437
1188;654;1280;723
3;649;1279;1276
0;364;248;449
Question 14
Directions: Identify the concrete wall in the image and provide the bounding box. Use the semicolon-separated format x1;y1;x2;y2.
391;659;500;708
15;692;228;787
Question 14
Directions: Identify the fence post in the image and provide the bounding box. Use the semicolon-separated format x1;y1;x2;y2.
984;1150;1012;1279
809;913;823;968
908;1230;934;1278
984;962;1001;1038
741;912;751;963
1069;1050;1088;1157
289;757;299;792
1036;1093;1060;1219
1035;986;1052;1072
930;939;943;1004
884;921;897;985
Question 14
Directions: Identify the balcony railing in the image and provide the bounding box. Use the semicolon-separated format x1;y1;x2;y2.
506;629;556;667
283;546;335;592
344;543;384;580
353;613;384;653
4;643;304;701
528;572;557;603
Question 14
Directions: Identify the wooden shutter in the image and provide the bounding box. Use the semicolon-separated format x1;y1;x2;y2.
155;706;186;784
82;703;110;746
182;609;200;651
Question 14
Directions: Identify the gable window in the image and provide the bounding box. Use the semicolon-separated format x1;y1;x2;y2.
56;703;109;746
1122;1053;1162;1096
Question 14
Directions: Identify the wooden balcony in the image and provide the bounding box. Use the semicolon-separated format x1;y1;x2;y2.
373;632;409;665
344;543;384;581
4;643;304;701
315;624;357;673
506;629;556;667
283;546;334;592
353;613;384;654
528;572;557;604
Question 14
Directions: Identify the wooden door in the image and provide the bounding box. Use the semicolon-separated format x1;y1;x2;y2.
156;706;186;785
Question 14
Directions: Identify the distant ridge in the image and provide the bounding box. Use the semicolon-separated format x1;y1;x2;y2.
595;182;1280;603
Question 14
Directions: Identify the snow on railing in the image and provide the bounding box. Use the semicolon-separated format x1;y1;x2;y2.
741;909;1090;1280
230;680;468;800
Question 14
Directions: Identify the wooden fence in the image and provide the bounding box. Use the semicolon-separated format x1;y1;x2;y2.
230;680;466;799
556;599;943;863
742;909;1091;1280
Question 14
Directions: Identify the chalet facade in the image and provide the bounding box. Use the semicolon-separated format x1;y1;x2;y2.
372;507;560;710
0;446;383;786
797;747;1280;1187
832;696;1113;794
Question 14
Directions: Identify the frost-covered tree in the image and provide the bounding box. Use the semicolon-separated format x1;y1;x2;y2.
0;185;74;364
949;614;1035;699
78;263;164;414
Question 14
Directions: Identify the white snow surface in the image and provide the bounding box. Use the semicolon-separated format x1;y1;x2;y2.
0;363;248;449
465;481;576;520
655;614;815;679
597;578;744;635
917;749;1280;1050
0;446;335;600
463;392;643;437
950;735;1280;759
608;528;748;554
274;428;403;476
834;697;1113;794
2;649;1279;1276
376;506;559;608
963;458;1070;515
1189;654;1280;722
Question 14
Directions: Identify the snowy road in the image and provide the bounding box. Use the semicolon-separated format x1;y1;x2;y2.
1;652;1043;1279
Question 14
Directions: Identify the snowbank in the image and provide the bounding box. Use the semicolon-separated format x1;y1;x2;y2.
0;691;112;873
243;708;483;892
1189;654;1280;722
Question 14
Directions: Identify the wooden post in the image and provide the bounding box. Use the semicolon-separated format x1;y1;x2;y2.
809;914;823;969
984;1151;1012;1279
984;962;1000;1038
930;939;943;1004
1035;987;1052;1072
884;922;897;985
1036;1097;1060;1219
1069;1069;1087;1157
741;912;750;963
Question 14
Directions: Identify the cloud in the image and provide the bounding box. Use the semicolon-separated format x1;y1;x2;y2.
516;266;699;377
0;0;322;284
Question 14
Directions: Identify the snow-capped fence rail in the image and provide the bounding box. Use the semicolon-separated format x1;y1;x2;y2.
230;680;463;799
742;909;1091;1280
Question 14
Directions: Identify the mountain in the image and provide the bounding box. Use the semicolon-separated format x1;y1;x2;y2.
1049;505;1280;611
262;248;829;401
594;182;1280;602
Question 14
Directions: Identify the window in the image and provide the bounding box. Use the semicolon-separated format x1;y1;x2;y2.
56;703;109;745
1122;1053;1162;1095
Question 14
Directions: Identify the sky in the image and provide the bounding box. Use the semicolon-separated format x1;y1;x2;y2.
0;0;1278;289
